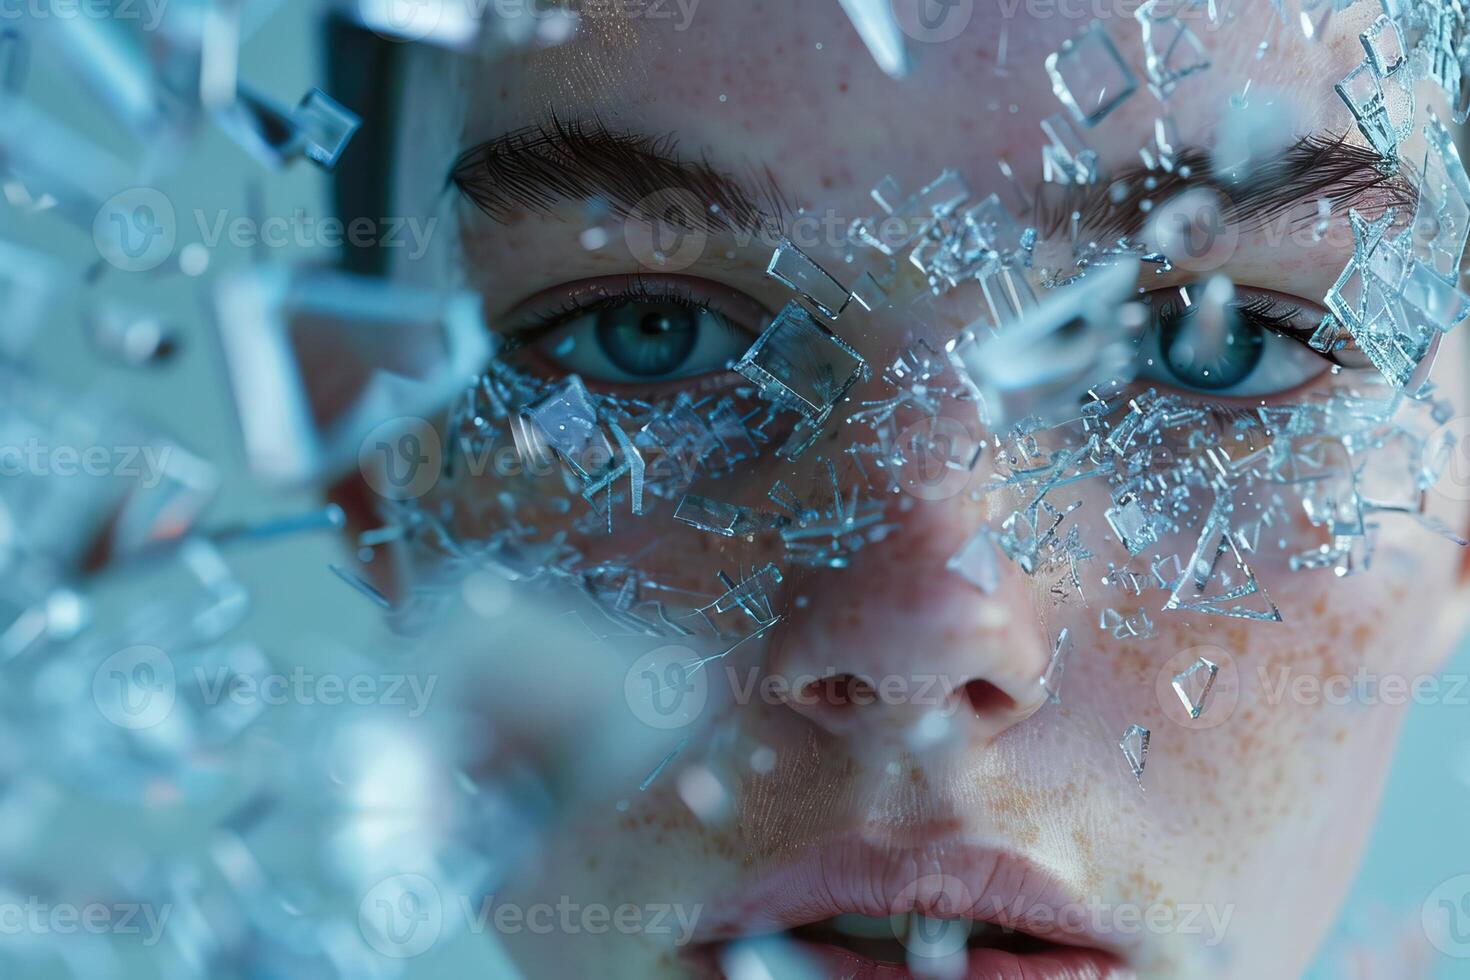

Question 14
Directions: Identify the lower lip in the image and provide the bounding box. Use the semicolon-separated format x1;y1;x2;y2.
782;938;1131;980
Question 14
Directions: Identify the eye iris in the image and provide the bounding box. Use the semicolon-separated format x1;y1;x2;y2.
1159;308;1265;390
595;302;700;377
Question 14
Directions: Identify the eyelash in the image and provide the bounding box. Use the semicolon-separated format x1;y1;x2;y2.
502;276;748;353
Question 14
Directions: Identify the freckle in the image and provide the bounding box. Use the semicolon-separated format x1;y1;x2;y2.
838;81;849;93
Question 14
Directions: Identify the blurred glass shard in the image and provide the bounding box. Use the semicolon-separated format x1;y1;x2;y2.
0;96;131;227
949;259;1140;429
0;27;27;93
1046;22;1138;127
212;265;491;485
836;0;909;79
1135;0;1211;98
946;528;1000;594
733;302;868;423
345;0;483;49
83;303;180;367
0;240;61;358
30;7;169;139
514;376;619;486
216;85;359;171
767;238;850;320
292;88;361;170
1171;656;1219;718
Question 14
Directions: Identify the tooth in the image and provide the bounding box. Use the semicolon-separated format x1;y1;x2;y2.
906;914;969;979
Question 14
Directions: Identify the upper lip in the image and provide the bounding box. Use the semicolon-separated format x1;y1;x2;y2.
690;835;1134;958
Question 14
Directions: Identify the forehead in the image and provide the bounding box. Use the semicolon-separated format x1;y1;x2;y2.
463;0;1380;198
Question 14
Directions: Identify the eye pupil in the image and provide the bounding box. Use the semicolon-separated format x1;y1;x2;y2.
595;301;700;377
1160;306;1265;391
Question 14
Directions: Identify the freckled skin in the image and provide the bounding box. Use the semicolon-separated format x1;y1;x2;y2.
379;3;1470;978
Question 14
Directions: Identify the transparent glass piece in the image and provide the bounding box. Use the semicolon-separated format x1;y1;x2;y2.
1119;724;1150;785
1136;0;1211;99
1041;627;1069;704
1400;259;1470;326
1046;22;1139;127
733;302;868;422
30;8;169;138
946;528;1000;594
978;265;1039;329
1105;493;1163;555
674;496;785;538
1360;13;1406;77
0;239;59;358
767;238;850;319
636;392;723;488
1172;657;1219;718
1041;113;1100;184
514;376;618;485
1100;607;1157;639
952;259;1139;429
348;0;483;49
0;96;131;227
1411;111;1470;282
0;27;27;94
83;303;179;367
213;265;491;485
293;88;361;170
1164;501;1282;621
714;565;784;625
1334;62;1398;160
963;193;1024;255
847;271;888;312
836;0;909;79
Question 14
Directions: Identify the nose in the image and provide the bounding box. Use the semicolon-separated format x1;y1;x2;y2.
766;480;1055;745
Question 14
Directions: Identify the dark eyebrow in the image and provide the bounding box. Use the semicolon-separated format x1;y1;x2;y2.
1035;131;1418;242
449;115;789;236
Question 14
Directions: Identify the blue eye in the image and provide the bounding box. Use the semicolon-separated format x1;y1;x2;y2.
1135;285;1333;399
529;291;761;385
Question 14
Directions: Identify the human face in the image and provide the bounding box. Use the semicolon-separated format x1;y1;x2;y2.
372;2;1470;977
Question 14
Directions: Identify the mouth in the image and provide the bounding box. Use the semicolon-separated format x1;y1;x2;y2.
688;839;1135;980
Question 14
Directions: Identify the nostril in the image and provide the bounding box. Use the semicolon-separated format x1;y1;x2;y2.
962;679;1016;717
800;673;877;709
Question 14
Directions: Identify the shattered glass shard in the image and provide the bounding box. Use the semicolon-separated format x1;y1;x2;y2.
1136;0;1211;98
713;564;784;625
733;302;868;422
1041;627;1069;704
1171;657;1219;719
293;88;361;170
1105;493;1163;555
947;528;1001;594
1041;114;1100;185
674;495;787;537
1046;22;1139;127
1411;111;1470;282
1120;724;1150;785
1360;13;1406;78
1164;500;1282;621
514;376;617;485
1334;61;1399;161
767;238;851;320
